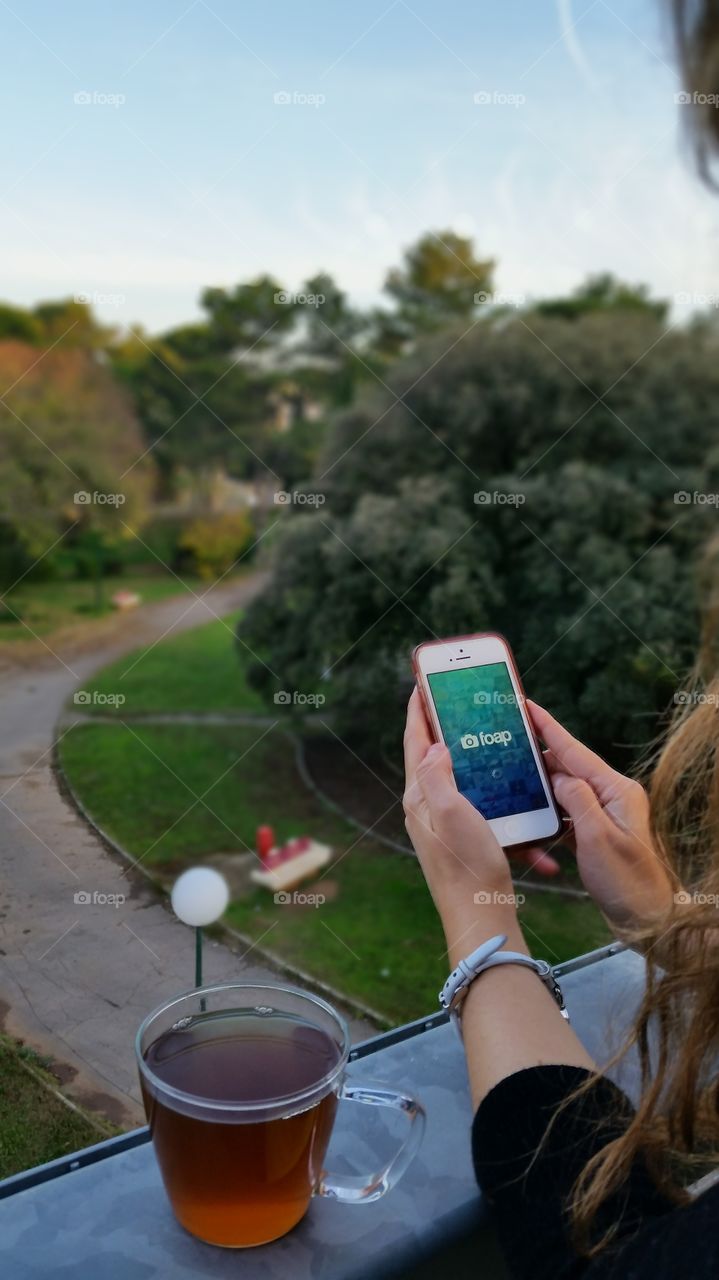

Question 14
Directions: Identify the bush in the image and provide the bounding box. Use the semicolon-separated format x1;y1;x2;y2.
179;511;253;581
240;312;719;767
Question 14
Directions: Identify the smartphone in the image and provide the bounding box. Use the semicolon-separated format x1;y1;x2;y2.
412;632;561;848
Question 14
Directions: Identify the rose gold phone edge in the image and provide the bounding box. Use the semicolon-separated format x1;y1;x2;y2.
412;631;562;850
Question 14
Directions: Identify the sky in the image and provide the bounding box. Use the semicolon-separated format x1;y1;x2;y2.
1;0;717;333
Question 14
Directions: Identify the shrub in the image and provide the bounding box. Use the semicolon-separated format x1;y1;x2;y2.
179;511;253;581
240;312;719;767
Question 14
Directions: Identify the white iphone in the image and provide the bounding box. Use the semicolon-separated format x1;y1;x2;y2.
413;632;561;849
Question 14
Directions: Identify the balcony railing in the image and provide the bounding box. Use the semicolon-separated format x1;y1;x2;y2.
0;941;642;1280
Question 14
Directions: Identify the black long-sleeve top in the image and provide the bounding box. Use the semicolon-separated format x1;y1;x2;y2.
472;1065;719;1279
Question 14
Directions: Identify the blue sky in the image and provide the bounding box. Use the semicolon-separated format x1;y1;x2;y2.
1;0;715;331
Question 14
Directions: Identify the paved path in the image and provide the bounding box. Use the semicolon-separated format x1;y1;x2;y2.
0;577;374;1129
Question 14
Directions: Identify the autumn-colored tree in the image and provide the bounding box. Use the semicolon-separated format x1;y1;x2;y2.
0;341;154;595
384;230;495;335
179;510;253;580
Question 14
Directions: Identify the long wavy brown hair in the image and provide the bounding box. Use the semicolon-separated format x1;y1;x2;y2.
569;529;719;1255
563;6;719;1253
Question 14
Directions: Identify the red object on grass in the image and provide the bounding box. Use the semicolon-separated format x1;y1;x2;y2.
256;825;275;864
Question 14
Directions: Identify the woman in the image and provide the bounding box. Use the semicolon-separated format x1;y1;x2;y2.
402;10;719;1274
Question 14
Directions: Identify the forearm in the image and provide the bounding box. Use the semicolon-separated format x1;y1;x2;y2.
441;901;595;1109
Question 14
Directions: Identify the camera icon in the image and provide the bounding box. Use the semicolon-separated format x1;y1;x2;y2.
473;491;491;505
473;691;490;705
673;691;691;705
473;890;493;905
473;90;491;105
274;291;291;304
73;90;92;105
73;690;92;705
274;891;292;904
273;91;291;105
74;890;92;905
474;290;491;304
674;491;692;504
74;491;91;505
674;889;692;905
460;732;480;750
274;690;292;705
674;91;692;105
274;491;291;505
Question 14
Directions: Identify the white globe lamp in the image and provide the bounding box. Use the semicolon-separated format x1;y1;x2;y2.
171;867;230;987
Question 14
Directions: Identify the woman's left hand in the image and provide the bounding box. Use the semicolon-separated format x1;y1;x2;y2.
403;688;523;955
404;688;594;1103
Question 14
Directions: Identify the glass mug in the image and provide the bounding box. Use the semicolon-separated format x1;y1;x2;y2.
136;982;425;1248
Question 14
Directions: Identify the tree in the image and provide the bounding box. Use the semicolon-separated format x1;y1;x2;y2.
384;230;495;335
179;510;253;580
116;338;283;486
240;311;719;766
200;276;296;353
0;341;153;595
298;272;362;357
0;303;43;344
34;298;115;347
535;272;669;322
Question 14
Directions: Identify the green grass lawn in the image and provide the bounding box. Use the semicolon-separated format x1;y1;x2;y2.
0;1036;114;1178
69;613;264;716
0;570;205;642
60;720;611;1025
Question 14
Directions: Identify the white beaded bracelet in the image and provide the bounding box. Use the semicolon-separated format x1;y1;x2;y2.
439;933;570;1035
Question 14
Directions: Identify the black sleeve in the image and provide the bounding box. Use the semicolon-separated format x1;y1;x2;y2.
471;1065;674;1280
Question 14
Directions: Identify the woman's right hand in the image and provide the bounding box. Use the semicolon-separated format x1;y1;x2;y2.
525;701;676;936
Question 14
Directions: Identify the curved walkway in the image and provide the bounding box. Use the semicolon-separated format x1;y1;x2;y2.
0;576;373;1129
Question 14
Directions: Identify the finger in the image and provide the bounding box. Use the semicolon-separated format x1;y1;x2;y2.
402;779;424;819
511;847;561;877
551;771;607;840
527;700;622;803
415;741;459;822
403;686;433;788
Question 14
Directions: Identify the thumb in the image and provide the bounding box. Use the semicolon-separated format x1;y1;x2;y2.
552;772;605;837
416;743;459;818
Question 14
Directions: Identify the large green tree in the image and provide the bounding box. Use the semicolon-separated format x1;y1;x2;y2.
240;310;719;766
535;272;669;322
383;230;495;335
200;276;297;353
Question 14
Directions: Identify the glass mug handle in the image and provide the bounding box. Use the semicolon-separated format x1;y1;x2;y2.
317;1079;425;1204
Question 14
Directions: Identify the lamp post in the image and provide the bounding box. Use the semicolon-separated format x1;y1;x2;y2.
171;867;230;992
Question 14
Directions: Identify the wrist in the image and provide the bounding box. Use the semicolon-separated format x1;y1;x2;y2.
442;902;526;970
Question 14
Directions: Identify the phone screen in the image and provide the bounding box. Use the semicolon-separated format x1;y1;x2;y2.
426;661;549;820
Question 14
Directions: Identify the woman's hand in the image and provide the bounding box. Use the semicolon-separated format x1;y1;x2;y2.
403;688;523;964
524;701;676;935
403;689;595;1105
